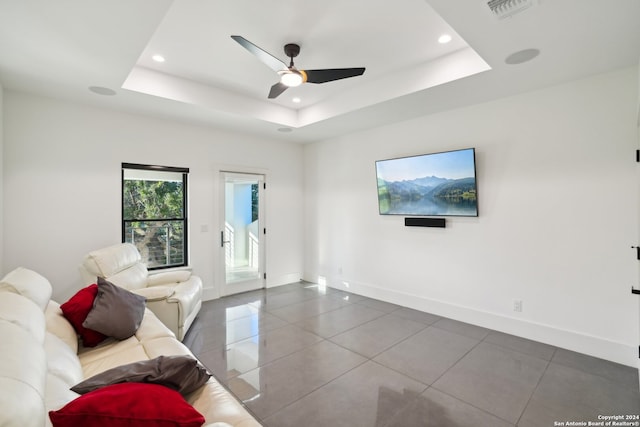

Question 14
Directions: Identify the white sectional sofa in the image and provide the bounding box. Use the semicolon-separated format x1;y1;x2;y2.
0;267;261;427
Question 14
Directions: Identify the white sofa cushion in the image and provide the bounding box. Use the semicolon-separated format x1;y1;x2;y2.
106;262;149;291
44;301;79;353
45;374;80;424
77;309;176;377
132;285;175;301
0;322;47;427
148;270;192;286
0;291;46;344
0;266;52;311
83;242;142;278
44;332;84;387
82;243;149;291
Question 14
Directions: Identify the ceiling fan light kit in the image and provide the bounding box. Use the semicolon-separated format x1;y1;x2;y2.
279;70;304;87
231;35;366;99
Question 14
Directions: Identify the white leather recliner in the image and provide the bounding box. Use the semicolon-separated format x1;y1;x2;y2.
79;243;202;341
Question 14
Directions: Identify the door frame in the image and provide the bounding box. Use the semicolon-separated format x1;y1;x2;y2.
218;168;267;297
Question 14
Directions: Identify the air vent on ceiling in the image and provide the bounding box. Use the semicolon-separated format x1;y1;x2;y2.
487;0;535;19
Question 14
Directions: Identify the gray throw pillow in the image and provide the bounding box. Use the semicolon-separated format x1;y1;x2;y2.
71;355;211;396
82;277;146;340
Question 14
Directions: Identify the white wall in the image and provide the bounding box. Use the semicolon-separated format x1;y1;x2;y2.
2;91;304;301
304;66;639;366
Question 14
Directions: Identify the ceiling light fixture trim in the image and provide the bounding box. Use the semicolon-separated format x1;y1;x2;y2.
505;48;540;64
88;86;116;96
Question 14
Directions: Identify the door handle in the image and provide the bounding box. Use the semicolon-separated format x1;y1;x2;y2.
221;231;231;247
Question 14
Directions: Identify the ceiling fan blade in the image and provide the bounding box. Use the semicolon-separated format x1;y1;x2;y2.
303;68;365;84
231;35;287;72
268;82;289;99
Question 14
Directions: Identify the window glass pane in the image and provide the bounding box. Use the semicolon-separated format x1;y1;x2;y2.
122;164;187;270
123;180;184;220
124;220;184;268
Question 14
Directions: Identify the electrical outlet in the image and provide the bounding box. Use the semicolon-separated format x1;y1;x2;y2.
513;299;523;312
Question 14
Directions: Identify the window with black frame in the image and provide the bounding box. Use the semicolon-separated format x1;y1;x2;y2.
122;163;188;270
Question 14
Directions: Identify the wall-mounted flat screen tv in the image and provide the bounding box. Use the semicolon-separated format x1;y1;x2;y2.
376;148;478;217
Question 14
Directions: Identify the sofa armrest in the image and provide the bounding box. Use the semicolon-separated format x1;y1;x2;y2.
130;286;175;302
147;270;191;287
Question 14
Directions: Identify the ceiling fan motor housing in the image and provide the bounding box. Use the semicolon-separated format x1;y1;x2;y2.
284;43;300;59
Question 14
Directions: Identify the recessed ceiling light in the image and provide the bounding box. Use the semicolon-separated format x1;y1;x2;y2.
152;54;166;63
505;48;540;64
292;97;301;104
438;34;452;44
88;86;116;96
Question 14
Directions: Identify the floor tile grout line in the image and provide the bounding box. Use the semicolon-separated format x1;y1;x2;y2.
234;325;328;377
433;332;484;382
258;358;369;420
427;385;518;426
262;357;428;426
227;338;356;423
290;305;389;339
366;358;432;389
426;340;554;425
264;296;359;324
326;309;431;343
210;334;330;388
514;347;556;426
550;358;640;394
192;319;329;383
187;309;290;349
427;319;489;341
324;319;430;361
479;332;557;364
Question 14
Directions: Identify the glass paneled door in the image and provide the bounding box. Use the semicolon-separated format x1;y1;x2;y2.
221;172;265;295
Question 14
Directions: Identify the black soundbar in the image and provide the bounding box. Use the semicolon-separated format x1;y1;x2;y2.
404;217;446;228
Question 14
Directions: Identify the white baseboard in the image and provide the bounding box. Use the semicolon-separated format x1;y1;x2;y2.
266;272;301;288
328;277;637;368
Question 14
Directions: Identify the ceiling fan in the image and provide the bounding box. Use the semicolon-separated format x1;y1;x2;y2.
231;35;366;99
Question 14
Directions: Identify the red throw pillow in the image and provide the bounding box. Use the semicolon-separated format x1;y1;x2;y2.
60;284;107;347
49;383;206;427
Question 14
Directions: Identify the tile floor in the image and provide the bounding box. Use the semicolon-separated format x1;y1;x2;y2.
183;282;640;427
